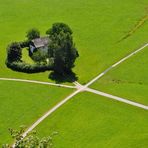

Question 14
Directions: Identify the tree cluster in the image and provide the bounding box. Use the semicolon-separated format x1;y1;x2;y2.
2;127;56;148
47;23;79;75
6;23;79;76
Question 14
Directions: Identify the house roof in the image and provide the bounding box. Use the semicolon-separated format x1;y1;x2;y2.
32;36;50;48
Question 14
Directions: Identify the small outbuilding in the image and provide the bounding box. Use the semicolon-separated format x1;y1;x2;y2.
29;36;50;54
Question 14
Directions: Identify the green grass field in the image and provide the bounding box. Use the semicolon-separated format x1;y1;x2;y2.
0;0;148;147
35;92;148;148
0;81;73;145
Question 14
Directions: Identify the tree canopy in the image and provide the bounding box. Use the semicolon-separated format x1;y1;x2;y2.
26;28;40;41
2;127;56;148
7;42;22;62
46;23;72;35
47;23;79;75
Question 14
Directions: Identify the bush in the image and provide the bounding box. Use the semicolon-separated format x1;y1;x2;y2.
26;28;40;41
46;23;72;35
31;50;48;63
7;42;22;62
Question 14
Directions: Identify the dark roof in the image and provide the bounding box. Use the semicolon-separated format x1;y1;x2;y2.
32;36;50;48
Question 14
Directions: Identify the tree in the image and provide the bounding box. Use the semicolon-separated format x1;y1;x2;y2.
7;42;22;62
26;28;40;41
48;24;79;75
46;23;72;35
2;127;56;148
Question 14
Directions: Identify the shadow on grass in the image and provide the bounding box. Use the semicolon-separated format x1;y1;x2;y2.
48;71;78;84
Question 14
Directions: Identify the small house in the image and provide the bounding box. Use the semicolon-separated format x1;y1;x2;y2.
29;36;50;54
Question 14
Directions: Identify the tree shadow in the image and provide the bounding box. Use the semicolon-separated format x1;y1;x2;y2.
48;71;78;84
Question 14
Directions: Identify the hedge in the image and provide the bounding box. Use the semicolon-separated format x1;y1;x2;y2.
6;60;53;73
6;40;54;73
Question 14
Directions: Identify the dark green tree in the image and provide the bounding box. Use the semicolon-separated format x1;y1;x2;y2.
46;23;72;35
48;24;79;75
2;127;56;148
26;28;40;41
7;42;22;62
